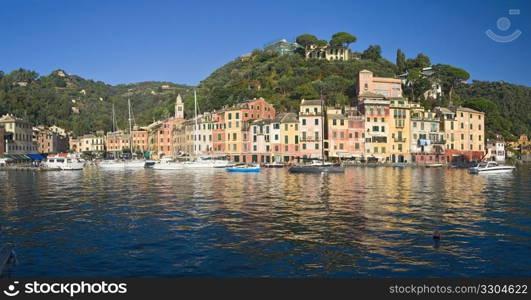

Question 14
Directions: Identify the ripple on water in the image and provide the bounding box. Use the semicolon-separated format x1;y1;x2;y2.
0;167;530;277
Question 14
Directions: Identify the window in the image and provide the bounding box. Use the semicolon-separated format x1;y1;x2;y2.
284;136;288;144
340;120;344;126
374;146;378;153
275;134;279;141
355;143;359;149
315;143;319;149
295;135;299;144
339;143;344;150
314;119;319;125
236;113;240;119
228;113;232;120
302;119;306;125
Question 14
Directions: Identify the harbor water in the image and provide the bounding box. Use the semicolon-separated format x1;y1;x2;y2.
1;166;530;277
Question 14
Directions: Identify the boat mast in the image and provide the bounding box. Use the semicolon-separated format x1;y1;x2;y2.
320;90;325;165
194;90;199;158
128;98;133;156
112;103;116;132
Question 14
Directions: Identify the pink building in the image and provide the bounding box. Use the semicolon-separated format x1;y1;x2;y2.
346;109;365;159
358;69;402;98
212;111;226;154
299;99;324;159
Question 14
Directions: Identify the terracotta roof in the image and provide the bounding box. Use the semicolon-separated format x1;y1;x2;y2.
274;112;298;123
301;99;323;106
456;106;484;114
358;92;387;99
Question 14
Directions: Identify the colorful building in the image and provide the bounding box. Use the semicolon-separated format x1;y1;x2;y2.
358;93;390;162
326;108;349;159
485;139;506;162
0;114;38;154
299;99;324;159
410;105;446;164
358;69;402;98
270;113;299;163
388;98;411;163
33;126;69;154
345;107;365;160
436;106;485;163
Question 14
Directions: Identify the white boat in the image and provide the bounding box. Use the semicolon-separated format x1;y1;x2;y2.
43;157;85;170
152;157;184;170
181;157;231;169
98;160;146;169
263;162;285;168
469;161;516;174
425;163;443;168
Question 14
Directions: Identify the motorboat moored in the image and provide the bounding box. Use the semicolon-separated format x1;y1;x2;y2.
152;157;184;170
43;157;85;170
468;161;516;174
263;162;285;168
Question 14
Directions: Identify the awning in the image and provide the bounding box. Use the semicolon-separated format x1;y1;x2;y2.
3;154;31;161
27;154;45;161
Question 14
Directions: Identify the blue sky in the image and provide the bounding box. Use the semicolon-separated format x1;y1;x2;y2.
0;0;529;86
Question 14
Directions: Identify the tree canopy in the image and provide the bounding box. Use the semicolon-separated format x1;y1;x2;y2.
330;32;357;47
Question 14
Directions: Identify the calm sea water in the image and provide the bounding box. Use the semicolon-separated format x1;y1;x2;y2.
1;166;530;277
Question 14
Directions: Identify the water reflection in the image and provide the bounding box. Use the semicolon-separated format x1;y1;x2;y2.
0;166;530;277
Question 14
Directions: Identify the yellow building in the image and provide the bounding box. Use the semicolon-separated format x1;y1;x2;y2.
0;114;38;154
223;107;243;156
436;106;485;162
388;98;411;163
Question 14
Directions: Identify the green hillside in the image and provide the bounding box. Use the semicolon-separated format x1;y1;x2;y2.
190;47;529;141
1;40;529;141
0;69;193;136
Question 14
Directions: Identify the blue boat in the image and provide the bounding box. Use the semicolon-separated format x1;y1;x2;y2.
226;165;261;173
394;164;406;169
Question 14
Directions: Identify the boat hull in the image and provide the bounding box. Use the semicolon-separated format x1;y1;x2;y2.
99;161;146;169
469;167;515;174
288;165;345;173
226;167;260;173
152;163;184;170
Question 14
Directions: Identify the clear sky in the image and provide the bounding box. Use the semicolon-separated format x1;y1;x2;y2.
1;0;529;86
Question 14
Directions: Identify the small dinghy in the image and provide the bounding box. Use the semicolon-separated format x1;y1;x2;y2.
226;164;261;173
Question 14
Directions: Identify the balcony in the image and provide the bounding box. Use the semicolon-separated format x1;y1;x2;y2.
393;137;406;143
432;139;446;144
301;137;321;142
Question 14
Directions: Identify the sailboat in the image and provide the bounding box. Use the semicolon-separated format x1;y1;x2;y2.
288;93;344;174
181;90;231;169
99;99;146;169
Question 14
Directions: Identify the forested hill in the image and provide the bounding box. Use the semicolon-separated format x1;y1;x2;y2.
0;69;193;136
1;43;530;140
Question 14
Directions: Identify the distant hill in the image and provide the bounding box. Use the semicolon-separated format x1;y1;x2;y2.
0;69;193;136
191;49;530;140
1;49;529;140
